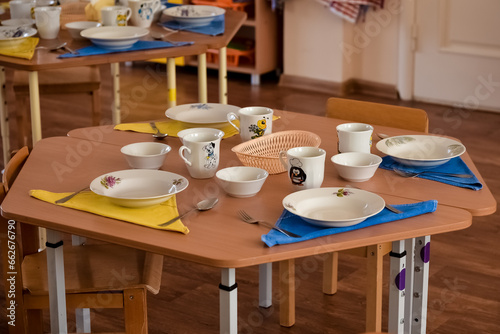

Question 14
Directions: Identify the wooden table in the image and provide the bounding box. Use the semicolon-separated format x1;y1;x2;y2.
3;111;494;333
0;9;247;165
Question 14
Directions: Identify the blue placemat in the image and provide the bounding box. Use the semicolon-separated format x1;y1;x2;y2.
261;200;438;247
158;13;225;36
379;156;482;190
58;40;194;58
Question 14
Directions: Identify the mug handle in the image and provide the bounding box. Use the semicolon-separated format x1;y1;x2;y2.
152;0;161;14
178;146;192;166
125;8;132;20
278;151;288;170
227;112;240;132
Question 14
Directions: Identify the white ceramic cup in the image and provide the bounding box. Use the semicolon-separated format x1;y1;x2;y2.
336;123;374;153
34;6;61;39
128;0;161;28
178;129;224;179
100;6;132;26
9;0;35;19
227;106;273;142
279;146;326;190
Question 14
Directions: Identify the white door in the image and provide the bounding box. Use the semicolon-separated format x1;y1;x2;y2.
413;0;500;112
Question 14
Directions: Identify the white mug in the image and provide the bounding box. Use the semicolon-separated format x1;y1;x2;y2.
178;129;224;179
128;0;161;28
101;6;132;26
227;106;273;142
336;123;373;153
279;146;326;190
34;6;61;39
9;0;35;19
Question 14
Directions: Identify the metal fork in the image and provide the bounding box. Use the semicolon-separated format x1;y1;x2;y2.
55;187;90;204
238;210;301;238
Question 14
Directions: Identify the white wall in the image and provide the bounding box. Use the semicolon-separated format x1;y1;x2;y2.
283;0;401;86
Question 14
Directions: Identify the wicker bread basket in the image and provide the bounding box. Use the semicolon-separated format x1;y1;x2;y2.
231;130;322;174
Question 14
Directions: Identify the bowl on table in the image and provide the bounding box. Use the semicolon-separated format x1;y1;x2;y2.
331;152;382;182
216;166;269;198
121;142;171;169
65;21;101;40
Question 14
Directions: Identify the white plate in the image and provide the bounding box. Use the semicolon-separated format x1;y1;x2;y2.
376;135;466;167
165;103;240;125
282;187;385;227
80;26;149;50
162;5;225;27
0;26;37;48
90;169;188;208
1;19;36;27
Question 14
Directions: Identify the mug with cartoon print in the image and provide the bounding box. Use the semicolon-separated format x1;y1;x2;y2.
128;0;161;28
279;146;326;190
227;106;273;142
178;129;224;179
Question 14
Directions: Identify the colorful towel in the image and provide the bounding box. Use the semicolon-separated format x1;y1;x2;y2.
30;189;189;233
58;40;194;58
379;156;482;190
262;200;437;247
316;0;384;23
0;37;39;60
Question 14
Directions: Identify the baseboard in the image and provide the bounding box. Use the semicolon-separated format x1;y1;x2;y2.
278;74;399;100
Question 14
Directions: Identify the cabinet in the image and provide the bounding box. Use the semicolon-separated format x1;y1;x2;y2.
187;0;279;85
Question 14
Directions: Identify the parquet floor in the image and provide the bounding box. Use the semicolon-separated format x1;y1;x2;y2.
0;62;498;333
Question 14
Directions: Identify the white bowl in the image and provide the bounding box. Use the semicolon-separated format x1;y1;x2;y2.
121;142;171;169
65;21;101;40
216;166;269;198
80;26;149;50
331;152;382;182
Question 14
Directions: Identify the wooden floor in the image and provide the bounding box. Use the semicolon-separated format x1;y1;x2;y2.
0;62;499;333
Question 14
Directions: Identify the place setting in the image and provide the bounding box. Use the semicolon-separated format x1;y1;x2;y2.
158;4;226;36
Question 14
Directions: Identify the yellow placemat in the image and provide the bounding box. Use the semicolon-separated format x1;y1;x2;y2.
30;189;189;234
0;37;39;60
113;116;280;139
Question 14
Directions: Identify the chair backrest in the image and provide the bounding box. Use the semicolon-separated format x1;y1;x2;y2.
326;97;429;133
2;147;40;255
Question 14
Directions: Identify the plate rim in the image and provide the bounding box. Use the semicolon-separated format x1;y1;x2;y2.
162;5;226;19
165;102;240;124
282;187;385;226
89;169;188;200
80;26;149;41
375;134;466;162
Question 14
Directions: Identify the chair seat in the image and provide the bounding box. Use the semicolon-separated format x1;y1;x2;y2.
22;243;163;295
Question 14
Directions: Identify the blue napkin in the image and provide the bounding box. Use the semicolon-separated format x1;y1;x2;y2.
57;40;194;58
380;156;482;190
158;14;225;36
261;200;438;247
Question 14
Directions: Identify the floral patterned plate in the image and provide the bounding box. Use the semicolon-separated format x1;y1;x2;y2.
162;5;225;27
165;103;240;125
90;169;188;208
376;135;466;167
282;187;385;227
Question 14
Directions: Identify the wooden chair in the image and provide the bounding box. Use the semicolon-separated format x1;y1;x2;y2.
0;147;164;333
324;97;429;332
12;66;102;147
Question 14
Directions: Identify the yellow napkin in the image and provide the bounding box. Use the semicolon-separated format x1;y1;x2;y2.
114;116;280;139
30;189;189;234
85;0;115;22
114;120;240;139
0;37;39;60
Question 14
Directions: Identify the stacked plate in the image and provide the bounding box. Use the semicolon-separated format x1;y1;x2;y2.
162;5;225;27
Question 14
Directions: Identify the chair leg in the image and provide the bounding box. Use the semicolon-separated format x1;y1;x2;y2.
322;252;339;295
90;89;101;126
124;288;148;334
366;244;384;333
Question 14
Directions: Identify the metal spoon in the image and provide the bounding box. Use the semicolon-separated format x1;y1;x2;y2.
150;31;183;46
392;168;473;178
150;122;168;139
158;197;219;227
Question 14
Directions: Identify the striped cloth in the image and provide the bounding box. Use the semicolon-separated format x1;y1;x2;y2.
317;0;384;23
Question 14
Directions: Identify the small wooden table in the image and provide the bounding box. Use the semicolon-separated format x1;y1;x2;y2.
3;110;495;333
0;9;247;165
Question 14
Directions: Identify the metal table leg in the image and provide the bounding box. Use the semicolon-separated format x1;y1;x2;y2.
46;229;68;333
389;240;407;334
220;268;237;334
259;263;272;308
